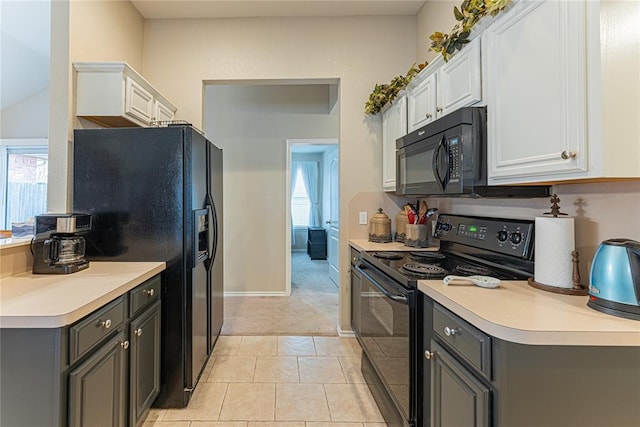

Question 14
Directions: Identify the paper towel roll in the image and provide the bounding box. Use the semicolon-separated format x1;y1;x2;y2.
534;216;575;288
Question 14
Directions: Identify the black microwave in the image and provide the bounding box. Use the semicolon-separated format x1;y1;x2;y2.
396;107;550;198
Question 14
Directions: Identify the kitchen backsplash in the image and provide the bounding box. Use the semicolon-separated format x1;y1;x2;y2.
350;181;640;281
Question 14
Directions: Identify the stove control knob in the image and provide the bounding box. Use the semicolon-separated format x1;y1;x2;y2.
510;232;522;245
497;230;508;242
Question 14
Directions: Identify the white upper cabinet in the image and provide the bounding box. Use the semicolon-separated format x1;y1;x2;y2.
407;37;482;133
486;0;640;184
382;96;407;191
485;0;588;183
437;37;482;117
407;71;438;132
75;62;176;128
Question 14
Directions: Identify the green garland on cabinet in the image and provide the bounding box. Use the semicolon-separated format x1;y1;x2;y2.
364;62;428;115
430;0;512;61
364;0;512;115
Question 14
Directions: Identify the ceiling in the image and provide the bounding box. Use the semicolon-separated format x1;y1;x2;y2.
130;0;427;19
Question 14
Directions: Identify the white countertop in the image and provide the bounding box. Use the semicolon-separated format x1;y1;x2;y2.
0;261;166;328
419;279;640;346
349;239;439;252
0;237;31;249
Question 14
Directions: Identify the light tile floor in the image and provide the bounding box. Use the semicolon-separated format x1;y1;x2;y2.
142;336;387;427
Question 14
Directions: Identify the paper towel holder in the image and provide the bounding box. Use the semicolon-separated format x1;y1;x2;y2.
528;250;588;295
528;194;589;295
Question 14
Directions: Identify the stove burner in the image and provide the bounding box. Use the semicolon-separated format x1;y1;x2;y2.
373;252;404;260
401;263;447;278
409;251;446;262
454;264;493;276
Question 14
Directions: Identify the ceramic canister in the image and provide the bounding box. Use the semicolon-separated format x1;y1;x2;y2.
369;208;392;243
395;209;408;242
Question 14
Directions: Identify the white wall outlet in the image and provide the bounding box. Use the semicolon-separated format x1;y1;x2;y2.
359;211;368;225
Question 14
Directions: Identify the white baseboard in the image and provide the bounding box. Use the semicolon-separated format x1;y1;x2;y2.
224;291;290;297
337;325;355;337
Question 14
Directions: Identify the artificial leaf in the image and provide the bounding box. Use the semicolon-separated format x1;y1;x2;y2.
454;6;464;21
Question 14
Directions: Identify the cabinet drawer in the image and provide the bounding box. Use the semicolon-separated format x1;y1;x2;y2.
69;296;126;364
433;303;491;379
129;275;161;317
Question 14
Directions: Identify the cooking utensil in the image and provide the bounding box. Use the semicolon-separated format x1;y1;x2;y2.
418;200;427;224
443;275;501;289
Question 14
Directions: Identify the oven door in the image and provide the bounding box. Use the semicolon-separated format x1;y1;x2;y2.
396;132;446;196
355;260;415;424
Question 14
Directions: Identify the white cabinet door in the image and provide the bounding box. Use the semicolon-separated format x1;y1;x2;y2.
382;96;407;191
438;37;482;117
125;77;155;125
485;0;588;183
155;100;175;123
408;38;481;133
407;72;437;132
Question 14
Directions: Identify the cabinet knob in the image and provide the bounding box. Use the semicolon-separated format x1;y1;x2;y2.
561;150;577;160
134;328;143;337
425;113;432;119
325;220;331;224
120;340;130;350
444;326;458;337
436;107;443;113
99;319;112;329
352;256;359;264
425;350;436;360
145;288;155;297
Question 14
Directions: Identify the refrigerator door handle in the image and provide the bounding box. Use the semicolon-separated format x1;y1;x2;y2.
205;200;218;271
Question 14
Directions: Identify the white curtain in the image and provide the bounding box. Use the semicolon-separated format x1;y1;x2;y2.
299;161;320;228
291;161;300;245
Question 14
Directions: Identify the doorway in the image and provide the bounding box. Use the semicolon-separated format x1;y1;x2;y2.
286;139;339;300
204;81;341;336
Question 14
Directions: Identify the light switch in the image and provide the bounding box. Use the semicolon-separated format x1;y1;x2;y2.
359;212;368;225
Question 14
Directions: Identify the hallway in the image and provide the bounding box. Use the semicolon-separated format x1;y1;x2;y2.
221;252;338;336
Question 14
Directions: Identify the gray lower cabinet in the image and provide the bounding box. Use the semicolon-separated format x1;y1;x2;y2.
129;301;161;426
0;274;161;427
423;295;640;427
68;331;127;427
430;340;490;427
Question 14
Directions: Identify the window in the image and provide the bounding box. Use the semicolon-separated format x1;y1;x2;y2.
291;168;311;227
1;144;48;229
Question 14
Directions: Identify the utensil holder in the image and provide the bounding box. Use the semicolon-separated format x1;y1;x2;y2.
405;224;429;248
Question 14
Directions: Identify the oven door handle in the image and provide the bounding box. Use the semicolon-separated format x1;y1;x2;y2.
355;263;409;305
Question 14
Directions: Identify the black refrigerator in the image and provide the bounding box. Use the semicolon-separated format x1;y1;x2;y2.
73;125;223;408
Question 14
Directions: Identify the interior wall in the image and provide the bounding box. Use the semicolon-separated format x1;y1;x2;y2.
204;84;338;293
148;15;416;323
0;0;50;140
416;0;458;64
1;90;49;139
69;0;145;133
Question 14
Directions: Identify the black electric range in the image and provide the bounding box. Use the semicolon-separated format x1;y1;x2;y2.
354;214;536;427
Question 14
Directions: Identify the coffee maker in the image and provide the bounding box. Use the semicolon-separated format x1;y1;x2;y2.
32;213;92;274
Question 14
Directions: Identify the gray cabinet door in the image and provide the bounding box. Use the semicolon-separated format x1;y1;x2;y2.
129;301;161;426
431;340;490;427
68;331;127;427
